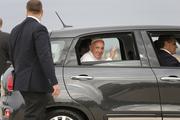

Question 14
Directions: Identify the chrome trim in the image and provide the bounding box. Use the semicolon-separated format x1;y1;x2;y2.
108;117;161;120
161;76;180;81
71;76;93;80
164;118;180;120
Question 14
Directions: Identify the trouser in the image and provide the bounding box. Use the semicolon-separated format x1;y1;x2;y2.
20;91;49;120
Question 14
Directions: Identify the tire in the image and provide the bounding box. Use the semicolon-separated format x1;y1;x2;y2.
46;109;85;120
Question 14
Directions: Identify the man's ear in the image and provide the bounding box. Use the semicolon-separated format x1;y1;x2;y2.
41;9;43;17
89;44;92;51
39;10;43;19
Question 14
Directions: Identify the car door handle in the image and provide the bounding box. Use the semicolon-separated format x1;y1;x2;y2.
160;76;180;82
71;76;93;80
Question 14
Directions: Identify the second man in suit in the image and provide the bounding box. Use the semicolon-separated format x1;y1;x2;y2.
0;17;10;76
157;35;180;67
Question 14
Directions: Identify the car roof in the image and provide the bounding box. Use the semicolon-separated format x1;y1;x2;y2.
50;25;180;38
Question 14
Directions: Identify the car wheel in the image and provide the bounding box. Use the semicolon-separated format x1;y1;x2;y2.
46;109;85;120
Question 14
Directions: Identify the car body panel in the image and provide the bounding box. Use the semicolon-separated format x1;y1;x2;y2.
63;30;161;120
1;25;180;120
142;29;180;119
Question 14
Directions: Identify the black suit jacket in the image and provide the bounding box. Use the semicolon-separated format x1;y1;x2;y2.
9;17;58;92
0;31;9;76
158;49;180;67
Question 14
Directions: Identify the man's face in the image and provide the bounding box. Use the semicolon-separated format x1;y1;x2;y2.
165;39;177;54
90;40;104;60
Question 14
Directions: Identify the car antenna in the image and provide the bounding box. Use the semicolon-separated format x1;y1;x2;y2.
55;11;72;28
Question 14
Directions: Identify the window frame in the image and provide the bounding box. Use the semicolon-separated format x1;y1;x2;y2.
142;30;180;68
65;30;147;67
50;37;73;66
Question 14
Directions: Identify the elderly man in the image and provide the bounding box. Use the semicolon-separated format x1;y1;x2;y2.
80;39;116;62
157;35;180;66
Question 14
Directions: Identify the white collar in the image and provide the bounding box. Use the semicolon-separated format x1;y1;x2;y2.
88;51;99;61
160;48;172;55
27;16;41;23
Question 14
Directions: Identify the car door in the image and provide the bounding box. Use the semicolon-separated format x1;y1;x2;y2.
64;30;161;120
142;30;180;120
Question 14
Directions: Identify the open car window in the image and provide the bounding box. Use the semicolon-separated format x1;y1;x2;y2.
148;31;180;67
75;32;141;66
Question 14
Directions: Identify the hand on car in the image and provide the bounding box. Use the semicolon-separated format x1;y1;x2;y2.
52;84;60;96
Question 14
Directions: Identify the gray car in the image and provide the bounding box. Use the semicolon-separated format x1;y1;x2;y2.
1;25;180;120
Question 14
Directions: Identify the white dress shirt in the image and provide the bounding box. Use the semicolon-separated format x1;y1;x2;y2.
80;51;112;62
27;16;41;23
80;51;99;62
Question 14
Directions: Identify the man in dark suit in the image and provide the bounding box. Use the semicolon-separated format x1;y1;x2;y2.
9;0;60;119
0;17;10;76
157;35;180;67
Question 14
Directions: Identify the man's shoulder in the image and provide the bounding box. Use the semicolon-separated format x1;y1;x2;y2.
81;51;95;62
0;31;9;44
0;31;9;35
0;31;9;37
159;50;178;61
11;23;22;33
30;21;47;32
26;17;46;29
14;18;47;33
0;31;9;46
81;51;91;58
159;50;171;56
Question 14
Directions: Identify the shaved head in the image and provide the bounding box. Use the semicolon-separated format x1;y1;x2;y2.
26;0;42;14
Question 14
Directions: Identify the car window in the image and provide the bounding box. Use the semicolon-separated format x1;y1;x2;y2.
75;32;141;66
102;38;121;60
51;40;65;64
148;31;180;67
